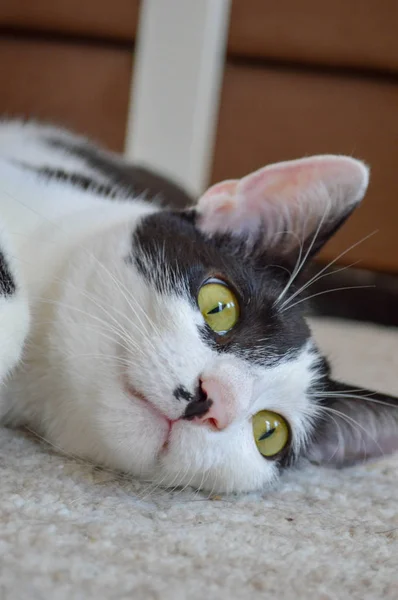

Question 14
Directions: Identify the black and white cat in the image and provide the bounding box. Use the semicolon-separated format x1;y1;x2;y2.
0;119;397;493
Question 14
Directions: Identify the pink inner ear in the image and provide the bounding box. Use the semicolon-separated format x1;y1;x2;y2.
199;179;238;201
196;155;369;247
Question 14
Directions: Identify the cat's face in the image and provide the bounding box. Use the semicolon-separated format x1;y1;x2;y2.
45;155;398;493
55;216;321;493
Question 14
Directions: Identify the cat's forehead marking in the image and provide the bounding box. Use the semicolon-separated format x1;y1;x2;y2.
131;211;312;366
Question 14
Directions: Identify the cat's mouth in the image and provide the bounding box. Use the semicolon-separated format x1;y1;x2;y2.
124;381;174;452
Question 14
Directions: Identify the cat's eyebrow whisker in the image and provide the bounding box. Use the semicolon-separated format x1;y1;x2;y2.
312;392;398;410
271;230;304;306
279;229;377;311
275;200;332;307
312;388;377;396
279;284;375;313
282;257;362;310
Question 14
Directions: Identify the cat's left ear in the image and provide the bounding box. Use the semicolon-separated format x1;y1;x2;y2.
307;379;398;466
196;156;369;263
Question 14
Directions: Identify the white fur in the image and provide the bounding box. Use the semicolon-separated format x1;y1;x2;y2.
0;121;324;494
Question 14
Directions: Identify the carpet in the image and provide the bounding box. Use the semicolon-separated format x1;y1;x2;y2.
1;317;397;600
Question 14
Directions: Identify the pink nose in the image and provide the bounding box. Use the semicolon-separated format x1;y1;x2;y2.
196;378;236;431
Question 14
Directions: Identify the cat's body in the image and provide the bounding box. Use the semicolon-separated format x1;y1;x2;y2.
0;119;397;494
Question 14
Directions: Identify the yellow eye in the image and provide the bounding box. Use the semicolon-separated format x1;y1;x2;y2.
252;410;289;458
197;281;239;334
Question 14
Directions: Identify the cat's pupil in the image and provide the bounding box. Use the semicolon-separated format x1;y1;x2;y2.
258;428;276;441
207;302;227;315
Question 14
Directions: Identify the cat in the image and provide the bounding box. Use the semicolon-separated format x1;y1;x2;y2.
0;118;397;494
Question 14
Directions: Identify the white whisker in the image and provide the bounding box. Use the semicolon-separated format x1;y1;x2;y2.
312;392;398;410
280;285;375;313
275;201;331;306
280;229;377;310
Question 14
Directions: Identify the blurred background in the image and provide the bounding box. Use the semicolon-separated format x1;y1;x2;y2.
1;0;398;322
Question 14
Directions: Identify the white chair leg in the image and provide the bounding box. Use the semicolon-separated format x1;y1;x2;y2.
124;0;231;196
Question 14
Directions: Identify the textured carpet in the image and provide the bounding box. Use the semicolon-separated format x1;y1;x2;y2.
1;318;397;600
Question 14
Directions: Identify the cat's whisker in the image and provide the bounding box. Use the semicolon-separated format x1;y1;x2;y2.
175;468;202;498
140;465;185;501
312;392;398;410
315;410;346;462
171;458;207;500
36;318;136;357
279;284;375;313
23;426;131;484
317;405;385;458
3;186;159;350
279;229;377;310
271;230;304;306
204;467;222;499
8;244;155;357
283;258;362;310
51;352;135;368
194;471;210;500
312;388;377;396
101;254;163;344
137;454;188;500
35;297;145;357
168;463;196;496
275;200;332;306
51;272;158;354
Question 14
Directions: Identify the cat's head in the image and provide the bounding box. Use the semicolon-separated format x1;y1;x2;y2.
51;155;398;493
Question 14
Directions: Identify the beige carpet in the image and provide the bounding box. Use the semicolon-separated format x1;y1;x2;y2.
1;318;397;600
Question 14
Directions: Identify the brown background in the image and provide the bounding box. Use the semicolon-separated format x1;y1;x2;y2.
1;0;398;271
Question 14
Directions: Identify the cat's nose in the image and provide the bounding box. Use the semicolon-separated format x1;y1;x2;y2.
183;378;236;430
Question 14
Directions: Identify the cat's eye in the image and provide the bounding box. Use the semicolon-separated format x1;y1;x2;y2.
252;410;289;458
197;280;239;334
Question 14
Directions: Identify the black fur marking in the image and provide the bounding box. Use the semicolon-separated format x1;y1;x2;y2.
17;163;118;198
132;211;312;367
47;137;194;209
0;251;16;296
173;386;194;403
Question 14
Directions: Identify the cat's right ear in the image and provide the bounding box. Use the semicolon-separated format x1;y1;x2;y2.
195;156;369;266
